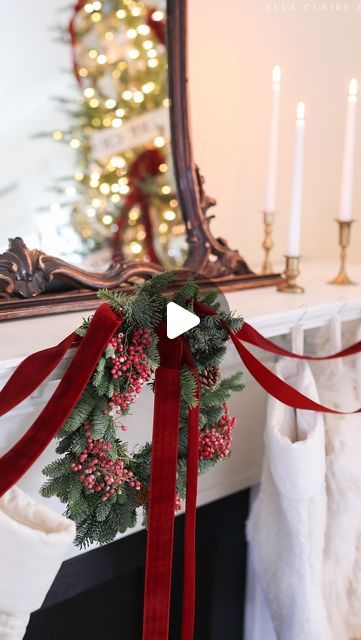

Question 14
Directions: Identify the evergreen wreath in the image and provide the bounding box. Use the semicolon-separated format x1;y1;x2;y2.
41;273;244;547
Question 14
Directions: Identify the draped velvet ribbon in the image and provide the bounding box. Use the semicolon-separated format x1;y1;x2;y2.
113;149;165;265
142;327;200;640
2;302;361;640
194;301;361;417
0;303;122;497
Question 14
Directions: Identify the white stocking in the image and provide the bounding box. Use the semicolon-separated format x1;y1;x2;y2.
247;359;332;640
0;487;75;639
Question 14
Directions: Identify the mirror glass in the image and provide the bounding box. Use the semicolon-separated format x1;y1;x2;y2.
0;0;187;270
188;1;361;269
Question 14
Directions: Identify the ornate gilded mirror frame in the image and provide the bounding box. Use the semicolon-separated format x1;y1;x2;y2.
0;0;282;320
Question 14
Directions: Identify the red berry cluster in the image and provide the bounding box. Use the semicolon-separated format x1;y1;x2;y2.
175;492;182;512
107;328;152;414
71;421;141;501
199;404;236;461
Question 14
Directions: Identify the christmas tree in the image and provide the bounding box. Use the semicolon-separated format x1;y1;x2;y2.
50;0;186;267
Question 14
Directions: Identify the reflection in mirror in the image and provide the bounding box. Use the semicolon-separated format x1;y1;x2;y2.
0;0;186;270
188;1;361;268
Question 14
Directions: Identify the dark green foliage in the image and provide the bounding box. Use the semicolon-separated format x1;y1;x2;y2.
41;272;244;547
180;366;198;408
60;388;96;435
200;373;244;409
174;278;199;306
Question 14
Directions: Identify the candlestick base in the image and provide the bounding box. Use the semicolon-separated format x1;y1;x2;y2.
277;255;304;293
329;219;356;285
260;211;275;275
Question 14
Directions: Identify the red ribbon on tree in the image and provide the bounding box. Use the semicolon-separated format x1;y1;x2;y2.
69;3;167;82
146;8;167;46
68;0;86;86
113;148;165;265
2;304;361;638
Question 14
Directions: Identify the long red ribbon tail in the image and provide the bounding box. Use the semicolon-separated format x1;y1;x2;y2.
143;335;200;640
0;304;121;497
142;329;182;640
180;341;200;640
0;333;79;417
194;301;361;361
229;332;361;415
194;300;361;415
237;321;361;360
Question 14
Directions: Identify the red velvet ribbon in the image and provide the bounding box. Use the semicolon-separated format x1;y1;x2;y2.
194;301;361;416
68;0;86;86
146;8;166;46
2;301;361;640
113;149;165;265
142;327;183;638
179;340;200;640
0;304;121;497
142;327;200;640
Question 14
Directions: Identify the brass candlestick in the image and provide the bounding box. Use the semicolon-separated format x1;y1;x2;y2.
329;219;356;285
277;255;304;293
261;211;275;275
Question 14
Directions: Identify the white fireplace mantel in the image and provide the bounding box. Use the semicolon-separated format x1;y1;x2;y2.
0;260;360;558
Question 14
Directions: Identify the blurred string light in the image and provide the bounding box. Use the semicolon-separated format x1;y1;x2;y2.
152;10;164;21
154;135;165;148
130;241;142;254
163;210;176;221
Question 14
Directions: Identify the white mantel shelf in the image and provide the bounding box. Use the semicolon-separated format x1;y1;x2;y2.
1;261;360;366
234;260;361;336
0;260;360;558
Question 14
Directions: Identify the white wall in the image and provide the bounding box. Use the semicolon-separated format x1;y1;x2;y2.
188;1;361;269
0;1;77;257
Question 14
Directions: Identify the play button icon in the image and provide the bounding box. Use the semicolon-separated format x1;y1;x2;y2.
166;302;200;339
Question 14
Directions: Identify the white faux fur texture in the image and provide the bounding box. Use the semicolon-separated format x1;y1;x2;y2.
247;318;361;640
247;358;332;640
0;486;75;639
313;319;361;640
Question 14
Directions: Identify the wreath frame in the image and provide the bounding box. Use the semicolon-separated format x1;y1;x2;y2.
41;272;244;547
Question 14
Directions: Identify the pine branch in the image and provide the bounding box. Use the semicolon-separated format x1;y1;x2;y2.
137;271;174;295
97;289;130;313
60;387;96;434
174;278;199;305
180;366;199;408
144;330;159;369
56;429;87;455
42;454;74;478
200;290;219;306
201;373;244;409
90;404;114;439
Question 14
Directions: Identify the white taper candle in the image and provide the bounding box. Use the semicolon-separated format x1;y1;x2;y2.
287;102;305;257
264;65;281;213
339;79;358;221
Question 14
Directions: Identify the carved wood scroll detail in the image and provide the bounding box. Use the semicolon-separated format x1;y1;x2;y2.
0;237;163;299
